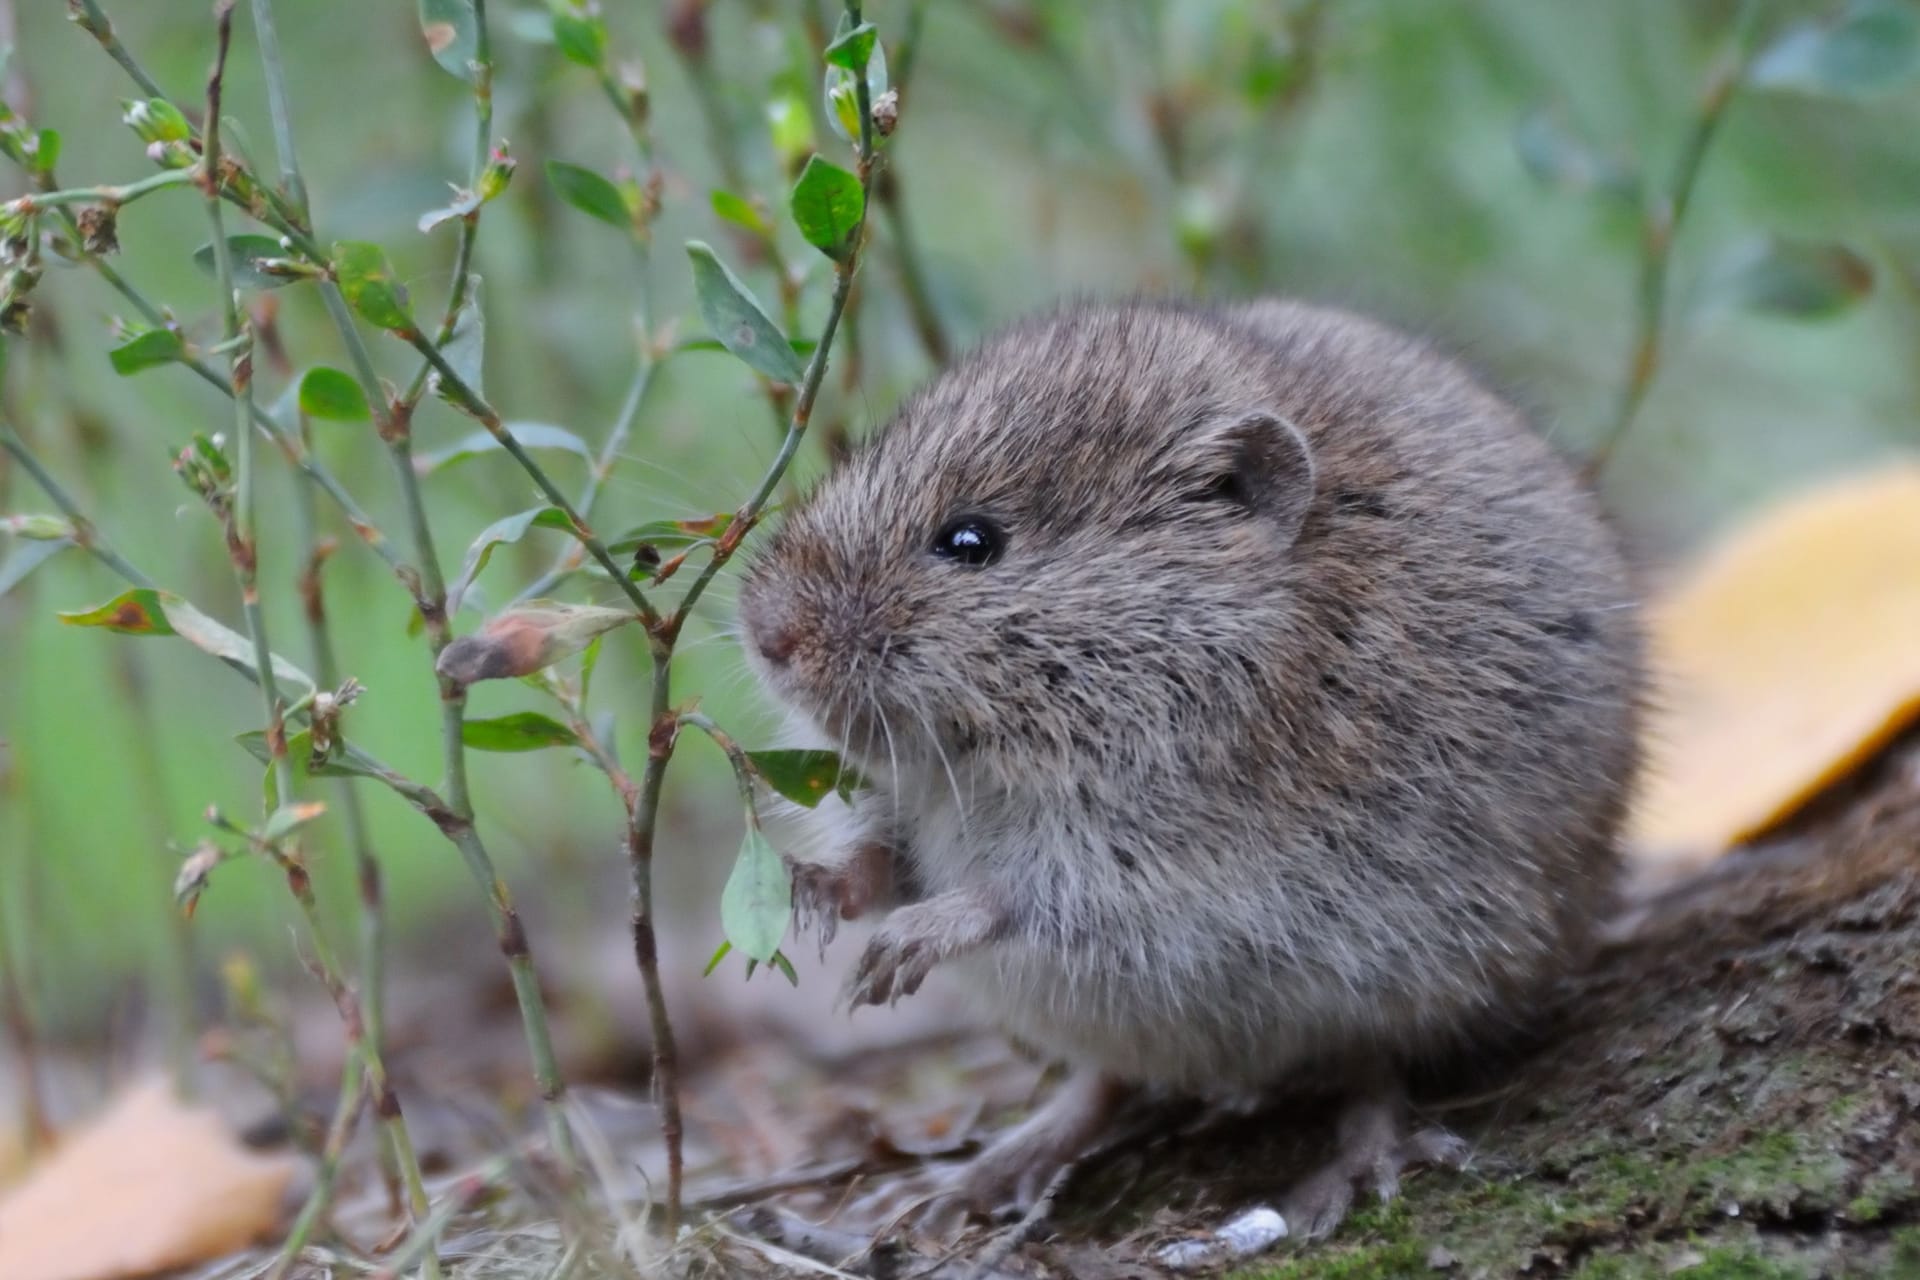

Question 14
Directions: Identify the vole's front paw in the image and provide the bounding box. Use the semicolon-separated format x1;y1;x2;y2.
841;921;937;1008
787;859;850;950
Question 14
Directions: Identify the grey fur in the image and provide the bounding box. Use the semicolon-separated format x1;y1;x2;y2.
740;297;1644;1102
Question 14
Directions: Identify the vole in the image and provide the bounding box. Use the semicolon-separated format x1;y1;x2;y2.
737;298;1645;1237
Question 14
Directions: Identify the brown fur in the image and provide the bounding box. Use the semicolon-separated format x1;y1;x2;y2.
740;298;1645;1096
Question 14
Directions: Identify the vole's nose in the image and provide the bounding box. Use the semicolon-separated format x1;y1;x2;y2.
746;605;800;667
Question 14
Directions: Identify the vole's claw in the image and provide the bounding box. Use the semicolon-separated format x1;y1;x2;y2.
786;858;846;955
1279;1091;1470;1241
841;924;934;1010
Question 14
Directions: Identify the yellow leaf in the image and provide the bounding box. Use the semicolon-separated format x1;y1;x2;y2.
1629;465;1920;863
0;1079;297;1280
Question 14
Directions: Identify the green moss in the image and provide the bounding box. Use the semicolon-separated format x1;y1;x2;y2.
1232;1239;1427;1280
1846;1195;1882;1222
1676;1245;1808;1279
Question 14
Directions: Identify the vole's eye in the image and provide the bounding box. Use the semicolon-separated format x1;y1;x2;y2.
931;515;1005;567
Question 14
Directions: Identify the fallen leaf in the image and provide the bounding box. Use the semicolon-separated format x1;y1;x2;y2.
0;1079;297;1280
1629;465;1920;862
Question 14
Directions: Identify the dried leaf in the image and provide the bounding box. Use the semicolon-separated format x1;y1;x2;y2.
0;1079;296;1280
1629;466;1920;861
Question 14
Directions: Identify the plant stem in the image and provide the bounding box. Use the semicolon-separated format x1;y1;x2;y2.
66;0;168;98
291;410;402;1208
261;0;580;1173
515;355;656;603
1583;0;1763;482
368;1160;510;1280
616;2;887;1237
3;417;449;826
0;418;152;588
7;168;195;211
407;334;662;630
398;0;492;413
0;891;51;1154
247;0;307;220
201;12;437;1266
265;1059;367;1280
876;0;951;366
1;161;413;579
201;0;292;816
625;637;683;1234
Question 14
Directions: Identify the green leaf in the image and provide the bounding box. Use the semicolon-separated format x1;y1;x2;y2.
580;634;604;705
462;711;580;752
711;189;771;237
552;11;606;67
702;939;733;977
0;537;73;599
332;241;413;330
419;0;479;81
237;728;378;810
262;801;328;842
822;16;888;143
449;506;573;613
768;949;799;987
607;512;733;555
747;749;869;809
62;588;316;691
121;98;191;144
720;824;790;963
440;284;486;400
298;367;371;422
823;21;877;73
191;234;297;291
413;422;592;475
685;241;806;384
32;128;60;176
789;156;865;261
108;328;184;376
1513;108;1637;201
1709;237;1875;319
59;587;176;635
546;160;630;228
1750;3;1920;99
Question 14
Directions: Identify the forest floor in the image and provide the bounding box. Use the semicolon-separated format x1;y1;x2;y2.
29;742;1916;1280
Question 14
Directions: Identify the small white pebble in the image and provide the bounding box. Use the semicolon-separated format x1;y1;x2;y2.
1155;1205;1289;1269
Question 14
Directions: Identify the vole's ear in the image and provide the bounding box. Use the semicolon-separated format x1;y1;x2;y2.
1204;410;1317;546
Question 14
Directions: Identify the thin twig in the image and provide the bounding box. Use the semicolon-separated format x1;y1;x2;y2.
5;168;196;210
265;1062;368;1280
201;9;439;1268
0;895;51;1154
620;3;888;1237
876;0;951;366
1583;0;1764;482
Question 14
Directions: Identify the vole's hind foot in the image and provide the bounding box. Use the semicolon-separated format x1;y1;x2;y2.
859;1071;1131;1238
1280;1092;1470;1240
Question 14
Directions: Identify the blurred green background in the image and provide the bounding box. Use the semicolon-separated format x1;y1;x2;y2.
2;0;1916;1035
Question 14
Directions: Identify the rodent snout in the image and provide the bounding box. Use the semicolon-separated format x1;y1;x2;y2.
743;596;801;668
